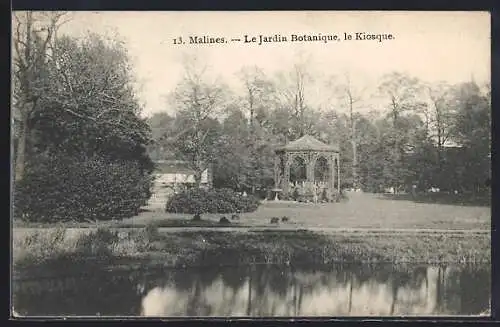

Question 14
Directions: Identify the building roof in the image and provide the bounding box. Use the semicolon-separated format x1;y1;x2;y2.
276;135;339;152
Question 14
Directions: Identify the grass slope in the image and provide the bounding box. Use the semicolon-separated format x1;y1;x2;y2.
13;226;490;279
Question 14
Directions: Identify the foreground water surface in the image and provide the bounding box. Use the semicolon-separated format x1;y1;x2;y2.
13;263;490;317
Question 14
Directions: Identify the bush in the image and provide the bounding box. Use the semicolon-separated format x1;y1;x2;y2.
13;227;69;264
13;154;154;223
165;188;260;214
219;217;230;224
76;227;119;257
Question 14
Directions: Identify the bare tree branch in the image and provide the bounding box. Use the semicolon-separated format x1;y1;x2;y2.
63;107;97;122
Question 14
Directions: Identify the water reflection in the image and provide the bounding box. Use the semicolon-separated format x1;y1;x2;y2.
12;264;490;317
140;265;490;317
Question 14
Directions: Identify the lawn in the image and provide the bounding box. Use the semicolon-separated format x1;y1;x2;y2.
119;192;490;230
13;192;490;230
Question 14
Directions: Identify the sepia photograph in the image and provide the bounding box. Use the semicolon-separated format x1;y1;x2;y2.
11;11;491;317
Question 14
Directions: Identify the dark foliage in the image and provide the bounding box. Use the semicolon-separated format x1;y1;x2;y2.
165;188;260;215
219;217;230;224
13;154;153;223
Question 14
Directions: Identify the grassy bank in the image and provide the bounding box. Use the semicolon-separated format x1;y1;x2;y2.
12;217;253;229
12;226;490;277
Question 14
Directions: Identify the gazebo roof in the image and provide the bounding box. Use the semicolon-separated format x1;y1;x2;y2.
276;134;339;152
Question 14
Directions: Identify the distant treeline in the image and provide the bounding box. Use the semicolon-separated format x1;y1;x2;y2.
148;63;490;195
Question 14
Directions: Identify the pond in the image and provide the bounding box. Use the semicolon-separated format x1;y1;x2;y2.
12;263;490;317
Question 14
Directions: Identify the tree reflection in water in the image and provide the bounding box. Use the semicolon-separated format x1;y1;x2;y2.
12;263;490;317
140;264;490;317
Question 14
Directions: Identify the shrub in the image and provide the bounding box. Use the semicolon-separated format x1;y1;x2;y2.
13;154;154;223
219;217;230;224
13;227;69;264
143;223;159;240
75;227;119;257
165;188;260;215
130;224;159;251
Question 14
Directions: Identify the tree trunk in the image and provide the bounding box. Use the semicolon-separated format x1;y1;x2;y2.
436;145;443;187
348;274;353;314
193;150;204;188
437;120;443;173
249;94;254;136
435;266;442;313
246;266;252;316
14;114;28;182
194;170;202;188
351;139;357;189
390;280;398;315
349;103;357;189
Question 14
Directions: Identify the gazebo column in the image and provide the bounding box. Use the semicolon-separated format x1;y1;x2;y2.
282;153;291;197
274;156;280;189
306;155;315;183
330;155;336;192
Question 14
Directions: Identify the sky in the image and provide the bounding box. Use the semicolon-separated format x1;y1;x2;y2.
56;11;491;117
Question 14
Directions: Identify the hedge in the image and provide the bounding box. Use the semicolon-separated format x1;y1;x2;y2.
13;154;154;223
165;188;260;215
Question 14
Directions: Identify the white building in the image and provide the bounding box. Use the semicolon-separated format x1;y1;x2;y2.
147;160;212;210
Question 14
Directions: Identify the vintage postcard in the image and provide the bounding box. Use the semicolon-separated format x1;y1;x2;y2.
11;11;491;318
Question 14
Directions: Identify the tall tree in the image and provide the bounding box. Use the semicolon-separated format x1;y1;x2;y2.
213;107;251;190
237;66;276;136
12;11;70;181
378;72;424;191
331;73;366;189
167;58;227;187
237;66;277;193
13;30;155;222
379;72;423;126
425;82;456;166
275;58;312;139
146;112;176;161
356;113;385;192
31;33;153;170
449;81;491;192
